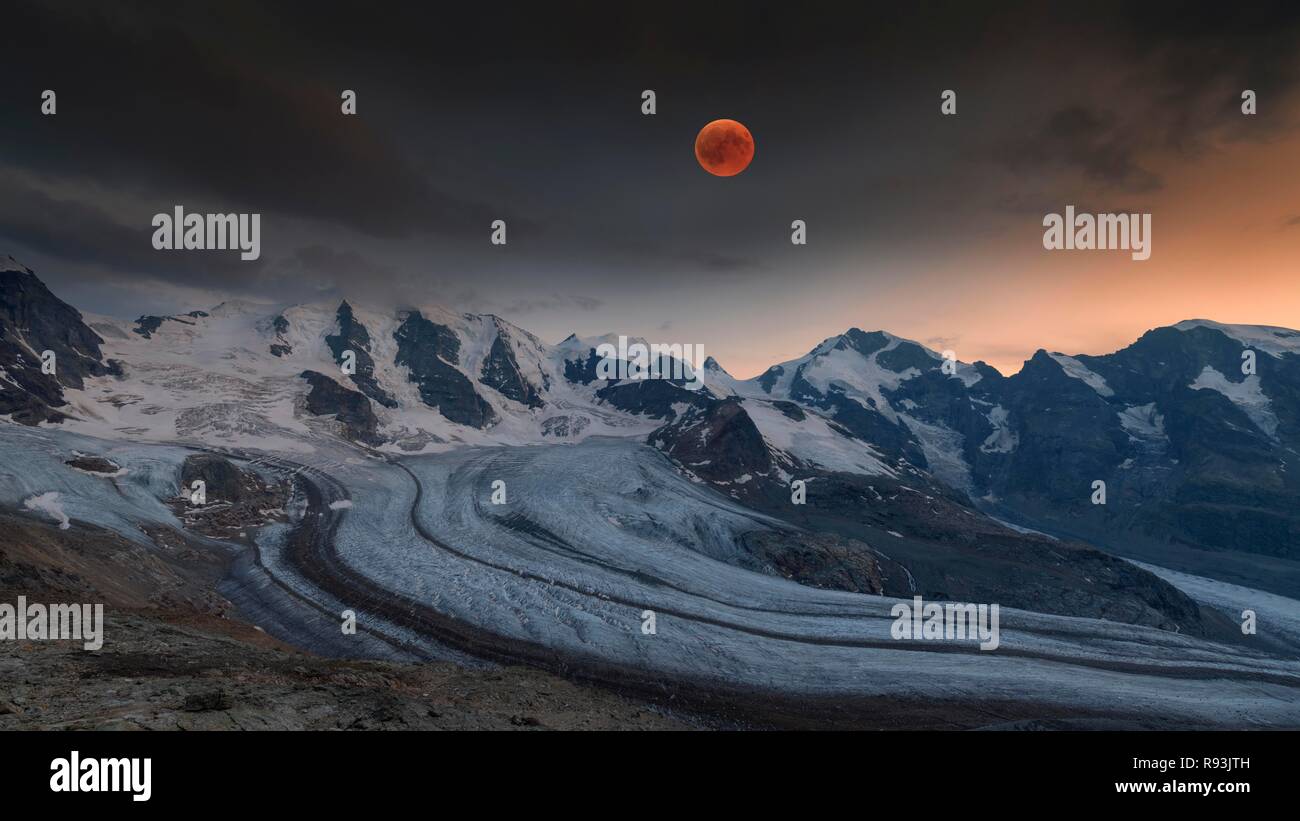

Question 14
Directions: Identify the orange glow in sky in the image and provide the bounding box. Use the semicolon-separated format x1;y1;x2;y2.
715;129;1300;379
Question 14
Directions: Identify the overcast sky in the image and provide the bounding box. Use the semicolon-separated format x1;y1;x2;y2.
3;1;1300;376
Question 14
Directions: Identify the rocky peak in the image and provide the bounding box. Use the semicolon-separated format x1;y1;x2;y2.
0;263;117;423
478;323;544;408
325;301;397;408
394;310;496;428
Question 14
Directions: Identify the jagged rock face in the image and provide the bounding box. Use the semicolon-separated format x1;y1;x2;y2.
0;266;116;424
982;327;1300;562
595;378;710;420
563;350;602;385
774;470;1208;632
746;322;1300;565
180;453;249;503
755;364;784;393
269;314;292;358
649;397;772;483
300;370;383;446
0;353;65;423
770;400;805;421
884;366;995;478
132;312;209;339
393;310;495;428
646;391;1209;633
837;328;891;358
325;301;397;408
133;316;167;338
541;414;590;438
756;331;930;467
479;328;543;408
994;350;1128;500
877;340;937;372
737;530;906;595
791;373;927;467
173;454;290;537
64;455;120;474
558;341;712;420
0;268;111;388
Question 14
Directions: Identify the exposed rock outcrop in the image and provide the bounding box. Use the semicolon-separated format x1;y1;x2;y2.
0;260;118;424
394;310;495;428
325;301;397;409
300;370;383;446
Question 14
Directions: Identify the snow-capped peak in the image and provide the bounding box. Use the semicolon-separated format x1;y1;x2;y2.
207;297;280;318
1173;319;1300;359
2;254;33;274
555;332;650;353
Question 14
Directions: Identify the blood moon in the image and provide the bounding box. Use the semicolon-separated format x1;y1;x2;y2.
694;119;754;176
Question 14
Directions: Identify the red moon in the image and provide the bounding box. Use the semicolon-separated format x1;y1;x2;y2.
695;119;755;176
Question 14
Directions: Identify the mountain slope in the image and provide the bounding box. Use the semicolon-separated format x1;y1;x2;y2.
1;257;120;423
3;256;1298;597
700;320;1300;594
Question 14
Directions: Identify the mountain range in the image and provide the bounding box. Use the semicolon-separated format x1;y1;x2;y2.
8;253;1300;727
3;253;1298;606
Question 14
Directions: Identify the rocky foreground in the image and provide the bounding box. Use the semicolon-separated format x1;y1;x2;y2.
0;514;683;731
0;613;684;730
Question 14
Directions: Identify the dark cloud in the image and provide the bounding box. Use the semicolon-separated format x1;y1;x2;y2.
0;2;521;240
494;294;606;316
277;245;397;286
0;171;266;286
1124;1;1300;147
3;0;1300;313
995;106;1164;194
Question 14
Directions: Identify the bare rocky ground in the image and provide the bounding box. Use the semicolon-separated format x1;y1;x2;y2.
0;613;684;730
166;452;294;540
0;513;685;731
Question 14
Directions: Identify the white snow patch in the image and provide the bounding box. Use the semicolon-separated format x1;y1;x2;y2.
906;416;974;493
979;405;1018;453
23;491;70;529
1;255;31;273
743;399;896;476
1174;319;1300;359
1047;353;1114;396
1189;366;1278;437
1117;402;1166;439
794;339;918;420
1133;560;1300;652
